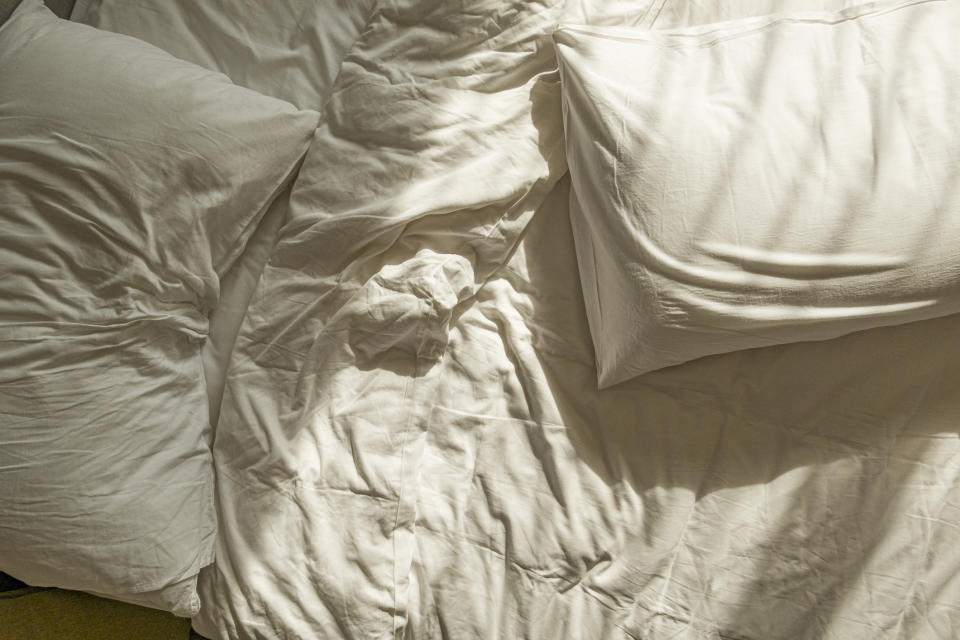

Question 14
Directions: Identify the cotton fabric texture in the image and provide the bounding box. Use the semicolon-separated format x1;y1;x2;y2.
71;0;381;426
0;0;318;615
52;0;960;637
556;0;960;386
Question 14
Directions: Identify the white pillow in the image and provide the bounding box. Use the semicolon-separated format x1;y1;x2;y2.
71;0;378;109
0;0;318;615
555;0;960;387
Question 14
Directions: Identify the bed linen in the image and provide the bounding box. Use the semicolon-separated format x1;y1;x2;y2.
409;183;960;640
189;0;654;636
556;0;960;385
74;0;960;638
0;0;319;616
70;0;380;426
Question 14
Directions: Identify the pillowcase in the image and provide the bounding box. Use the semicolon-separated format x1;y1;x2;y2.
555;0;960;387
71;0;378;109
0;0;318;616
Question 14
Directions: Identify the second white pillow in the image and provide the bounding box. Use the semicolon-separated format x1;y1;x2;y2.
556;0;960;387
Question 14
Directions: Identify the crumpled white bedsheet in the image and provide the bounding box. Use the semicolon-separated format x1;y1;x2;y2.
402;177;960;639
76;0;960;637
205;180;960;638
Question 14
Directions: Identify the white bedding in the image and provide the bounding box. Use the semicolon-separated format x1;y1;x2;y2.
72;0;380;425
405;178;960;639
556;0;960;385
0;0;319;615
75;0;960;638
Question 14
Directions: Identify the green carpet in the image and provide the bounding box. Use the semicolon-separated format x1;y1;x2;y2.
0;577;193;640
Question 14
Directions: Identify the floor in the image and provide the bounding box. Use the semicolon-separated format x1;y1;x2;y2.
0;572;197;640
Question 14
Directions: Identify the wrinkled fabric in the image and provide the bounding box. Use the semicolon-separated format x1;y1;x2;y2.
71;0;379;111
193;0;658;637
68;0;960;637
557;0;960;385
71;0;380;425
407;176;960;640
0;0;318;616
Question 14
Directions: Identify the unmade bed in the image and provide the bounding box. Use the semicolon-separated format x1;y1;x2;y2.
1;0;958;638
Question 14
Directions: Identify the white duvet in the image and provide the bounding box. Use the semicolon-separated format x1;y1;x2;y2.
76;0;960;638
